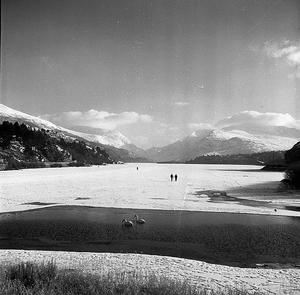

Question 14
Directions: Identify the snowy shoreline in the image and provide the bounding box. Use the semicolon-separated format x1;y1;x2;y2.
1;250;299;294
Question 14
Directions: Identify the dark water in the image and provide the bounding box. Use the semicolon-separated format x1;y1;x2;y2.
1;206;300;267
1;205;299;227
285;206;300;212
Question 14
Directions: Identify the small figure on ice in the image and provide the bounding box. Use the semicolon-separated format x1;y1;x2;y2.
174;174;178;182
170;174;174;181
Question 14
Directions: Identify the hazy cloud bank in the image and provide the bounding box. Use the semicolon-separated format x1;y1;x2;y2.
216;111;300;129
41;110;152;130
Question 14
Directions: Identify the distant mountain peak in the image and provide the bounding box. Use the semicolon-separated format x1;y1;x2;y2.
145;111;300;162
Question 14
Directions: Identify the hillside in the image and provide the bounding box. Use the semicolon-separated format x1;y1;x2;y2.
0;121;113;169
0;104;131;147
0;104;149;163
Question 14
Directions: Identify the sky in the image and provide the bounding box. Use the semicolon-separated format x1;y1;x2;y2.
1;0;300;148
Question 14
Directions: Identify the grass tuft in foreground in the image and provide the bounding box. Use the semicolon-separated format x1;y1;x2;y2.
5;261;57;288
0;261;260;295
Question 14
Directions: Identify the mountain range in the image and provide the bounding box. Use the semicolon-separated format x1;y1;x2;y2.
145;126;300;162
0;104;299;163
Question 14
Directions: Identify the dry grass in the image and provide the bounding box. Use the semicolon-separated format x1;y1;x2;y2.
0;262;260;295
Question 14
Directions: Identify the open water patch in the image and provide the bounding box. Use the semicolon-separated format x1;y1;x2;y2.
0;205;299;267
285;206;300;212
21;202;58;206
193;190;272;208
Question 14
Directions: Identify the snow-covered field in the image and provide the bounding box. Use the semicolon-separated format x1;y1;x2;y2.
1;250;299;295
0;163;300;216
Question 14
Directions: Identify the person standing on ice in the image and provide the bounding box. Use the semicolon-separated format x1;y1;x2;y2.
170;174;174;181
174;174;178;181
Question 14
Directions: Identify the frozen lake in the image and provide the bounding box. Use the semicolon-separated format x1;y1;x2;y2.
1;163;300;216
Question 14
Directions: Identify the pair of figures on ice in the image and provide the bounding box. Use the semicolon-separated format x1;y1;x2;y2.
170;174;178;182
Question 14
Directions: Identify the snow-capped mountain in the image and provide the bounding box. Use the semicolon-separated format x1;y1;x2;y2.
145;111;300;162
61;128;131;149
0;104;59;130
0;103;149;162
0;104;131;148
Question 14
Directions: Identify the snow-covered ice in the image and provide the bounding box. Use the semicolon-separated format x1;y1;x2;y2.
0;163;299;216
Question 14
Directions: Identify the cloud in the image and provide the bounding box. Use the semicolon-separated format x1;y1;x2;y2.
173;101;190;106
263;40;300;77
216;110;300;129
188;124;214;138
188;123;213;131
41;109;152;130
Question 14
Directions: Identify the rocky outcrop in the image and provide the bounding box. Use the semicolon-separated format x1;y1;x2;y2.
285;142;300;165
283;142;300;188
